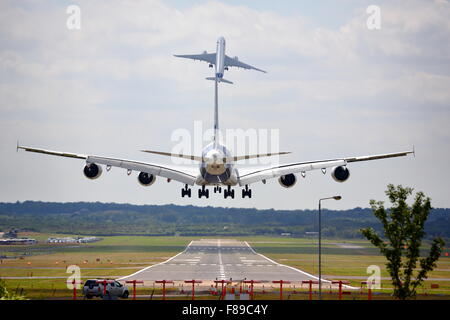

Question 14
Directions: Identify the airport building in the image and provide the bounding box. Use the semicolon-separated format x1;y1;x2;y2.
0;238;37;245
46;236;101;244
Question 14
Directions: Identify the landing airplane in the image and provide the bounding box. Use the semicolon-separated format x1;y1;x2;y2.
174;36;266;84
18;37;414;199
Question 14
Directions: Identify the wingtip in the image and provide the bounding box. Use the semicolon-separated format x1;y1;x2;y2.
412;145;415;158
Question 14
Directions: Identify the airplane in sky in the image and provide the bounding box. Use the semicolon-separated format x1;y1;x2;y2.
18;37;414;199
174;36;266;84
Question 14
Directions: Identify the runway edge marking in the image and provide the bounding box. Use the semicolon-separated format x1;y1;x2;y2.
243;241;357;289
117;240;194;281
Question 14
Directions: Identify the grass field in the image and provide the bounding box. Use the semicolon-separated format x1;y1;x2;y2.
1;233;449;300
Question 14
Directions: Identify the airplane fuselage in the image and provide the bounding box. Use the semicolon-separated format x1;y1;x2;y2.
215;37;226;80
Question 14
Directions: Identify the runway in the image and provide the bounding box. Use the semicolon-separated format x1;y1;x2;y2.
119;239;320;282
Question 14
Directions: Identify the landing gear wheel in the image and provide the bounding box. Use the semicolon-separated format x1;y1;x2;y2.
241;185;252;198
198;185;208;198
225;186;234;199
181;185;192;198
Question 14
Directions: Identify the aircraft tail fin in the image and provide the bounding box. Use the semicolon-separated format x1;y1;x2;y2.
206;77;233;84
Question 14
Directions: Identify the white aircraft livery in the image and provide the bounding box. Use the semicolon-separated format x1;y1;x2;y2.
18;37;414;199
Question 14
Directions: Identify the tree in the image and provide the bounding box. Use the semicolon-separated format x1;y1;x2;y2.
360;184;445;299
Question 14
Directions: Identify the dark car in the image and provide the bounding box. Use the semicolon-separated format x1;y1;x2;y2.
83;279;129;299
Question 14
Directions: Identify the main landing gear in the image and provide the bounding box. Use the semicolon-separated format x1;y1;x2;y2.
181;184;191;198
242;185;252;198
198;185;209;198
182;185;251;199
224;185;235;199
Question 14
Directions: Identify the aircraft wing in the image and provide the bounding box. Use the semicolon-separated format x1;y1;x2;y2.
237;149;414;186
17;145;198;185
174;53;216;65
224;55;266;73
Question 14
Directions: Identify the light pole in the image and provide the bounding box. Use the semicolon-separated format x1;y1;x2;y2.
318;195;341;300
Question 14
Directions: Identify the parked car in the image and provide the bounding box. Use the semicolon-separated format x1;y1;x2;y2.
83;279;129;299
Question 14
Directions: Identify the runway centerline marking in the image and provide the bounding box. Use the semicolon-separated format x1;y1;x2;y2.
218;239;226;280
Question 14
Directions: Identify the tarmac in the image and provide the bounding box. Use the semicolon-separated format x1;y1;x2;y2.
118;239;323;284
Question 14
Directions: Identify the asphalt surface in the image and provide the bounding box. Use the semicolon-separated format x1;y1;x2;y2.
119;239;320;282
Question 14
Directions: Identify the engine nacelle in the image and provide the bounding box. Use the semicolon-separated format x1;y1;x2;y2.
83;163;102;180
138;172;156;186
278;173;297;188
331;166;350;182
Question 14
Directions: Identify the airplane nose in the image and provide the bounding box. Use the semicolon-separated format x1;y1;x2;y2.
205;154;226;175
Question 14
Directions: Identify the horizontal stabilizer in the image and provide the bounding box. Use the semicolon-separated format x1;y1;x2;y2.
141;149;202;162
232;152;291;162
206;77;233;84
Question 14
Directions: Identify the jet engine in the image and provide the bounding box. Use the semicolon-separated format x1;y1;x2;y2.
278;173;297;188
331;166;350;182
138;172;156;186
83;163;102;180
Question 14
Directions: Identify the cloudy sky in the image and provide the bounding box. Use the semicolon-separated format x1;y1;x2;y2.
1;0;449;210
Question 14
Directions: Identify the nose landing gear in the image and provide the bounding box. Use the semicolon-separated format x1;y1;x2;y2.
242;185;252;198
